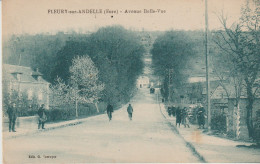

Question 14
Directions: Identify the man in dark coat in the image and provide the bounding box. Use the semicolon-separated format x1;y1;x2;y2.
38;104;47;129
175;107;182;127
127;104;133;120
7;103;18;132
106;104;114;121
167;106;172;117
171;106;176;116
197;105;206;129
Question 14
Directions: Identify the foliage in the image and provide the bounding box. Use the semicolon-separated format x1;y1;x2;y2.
211;114;227;133
3;26;144;115
3;90;39;117
69;56;104;104
214;0;260;138
151;31;195;101
51;55;104;117
3;32;80;82
46;103;105;122
51;26;144;106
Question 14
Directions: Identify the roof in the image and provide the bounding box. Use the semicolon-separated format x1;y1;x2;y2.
3;64;49;84
205;80;260;99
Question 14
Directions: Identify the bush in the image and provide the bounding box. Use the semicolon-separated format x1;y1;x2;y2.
211;114;227;133
46;103;101;122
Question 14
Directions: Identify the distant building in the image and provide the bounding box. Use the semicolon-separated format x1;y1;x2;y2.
137;76;150;88
2;64;50;110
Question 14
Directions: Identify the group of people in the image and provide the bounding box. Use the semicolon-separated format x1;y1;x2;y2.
175;107;190;128
168;104;206;129
106;103;133;121
7;103;47;132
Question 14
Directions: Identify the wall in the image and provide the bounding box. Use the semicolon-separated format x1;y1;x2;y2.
228;98;260;140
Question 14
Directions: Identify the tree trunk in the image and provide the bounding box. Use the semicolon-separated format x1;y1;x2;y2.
95;102;100;113
235;103;241;139
246;84;254;138
75;99;78;118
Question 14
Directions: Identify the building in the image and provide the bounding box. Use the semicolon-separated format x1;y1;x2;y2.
185;78;260;140
137;76;150;88
209;82;260;140
2;64;50;111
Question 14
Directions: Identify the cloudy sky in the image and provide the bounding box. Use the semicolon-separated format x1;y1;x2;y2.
3;0;246;36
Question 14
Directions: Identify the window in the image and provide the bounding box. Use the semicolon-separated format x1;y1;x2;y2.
17;74;21;81
38;90;43;100
28;89;33;100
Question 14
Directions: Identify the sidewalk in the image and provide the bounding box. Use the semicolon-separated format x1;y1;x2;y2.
159;103;260;163
3;103;130;140
3;115;102;140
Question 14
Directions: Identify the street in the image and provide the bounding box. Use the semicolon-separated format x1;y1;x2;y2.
3;88;200;163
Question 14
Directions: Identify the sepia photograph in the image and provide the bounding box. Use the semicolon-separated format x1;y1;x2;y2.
1;0;260;163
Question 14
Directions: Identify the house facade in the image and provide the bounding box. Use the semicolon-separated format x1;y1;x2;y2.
137;76;150;88
185;78;260;140
2;64;50;114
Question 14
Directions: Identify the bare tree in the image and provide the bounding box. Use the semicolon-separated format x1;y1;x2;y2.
214;0;259;138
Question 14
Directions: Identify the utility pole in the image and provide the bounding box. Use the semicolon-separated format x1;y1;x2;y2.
168;69;170;103
205;0;211;130
18;54;22;66
168;68;174;104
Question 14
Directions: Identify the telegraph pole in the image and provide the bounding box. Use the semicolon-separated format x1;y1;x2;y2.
168;69;170;103
205;0;211;129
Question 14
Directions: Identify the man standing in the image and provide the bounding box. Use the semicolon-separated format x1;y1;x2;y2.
38;104;47;129
197;105;206;129
175;107;182;127
7;103;18;132
127;104;133;120
106;104;114;121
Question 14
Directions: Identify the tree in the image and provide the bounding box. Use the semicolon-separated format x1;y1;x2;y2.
51;26;144;106
211;44;244;138
214;0;260;138
51;56;104;117
69;56;104;114
151;31;195;102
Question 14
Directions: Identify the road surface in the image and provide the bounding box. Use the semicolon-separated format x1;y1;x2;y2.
3;89;200;163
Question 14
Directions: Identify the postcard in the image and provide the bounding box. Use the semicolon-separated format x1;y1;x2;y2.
2;0;260;163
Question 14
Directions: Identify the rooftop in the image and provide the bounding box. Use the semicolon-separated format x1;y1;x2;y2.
3;64;49;84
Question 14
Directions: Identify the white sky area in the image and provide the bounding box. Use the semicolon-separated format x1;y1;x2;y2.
3;0;246;36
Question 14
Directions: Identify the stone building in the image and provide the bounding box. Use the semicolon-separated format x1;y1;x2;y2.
2;64;50;111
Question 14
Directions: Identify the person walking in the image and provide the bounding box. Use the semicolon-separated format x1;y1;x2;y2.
38;104;47;129
182;107;190;128
106;104;114;121
167;106;172;117
127;104;133;120
175;107;182;127
197;105;206;129
7;103;18;132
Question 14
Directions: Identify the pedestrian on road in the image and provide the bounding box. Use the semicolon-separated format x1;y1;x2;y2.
7;103;18;132
171;105;176;116
38;104;47;129
106;104;114;121
182;107;190;128
167;106;172;117
127;104;133;120
175;107;182;127
197;105;205;129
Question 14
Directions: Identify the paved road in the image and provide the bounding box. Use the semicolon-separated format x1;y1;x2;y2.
3;89;200;163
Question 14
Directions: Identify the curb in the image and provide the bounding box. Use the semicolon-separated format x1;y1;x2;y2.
156;94;207;163
4;120;85;140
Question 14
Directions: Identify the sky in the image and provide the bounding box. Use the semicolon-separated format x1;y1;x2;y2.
3;0;246;36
